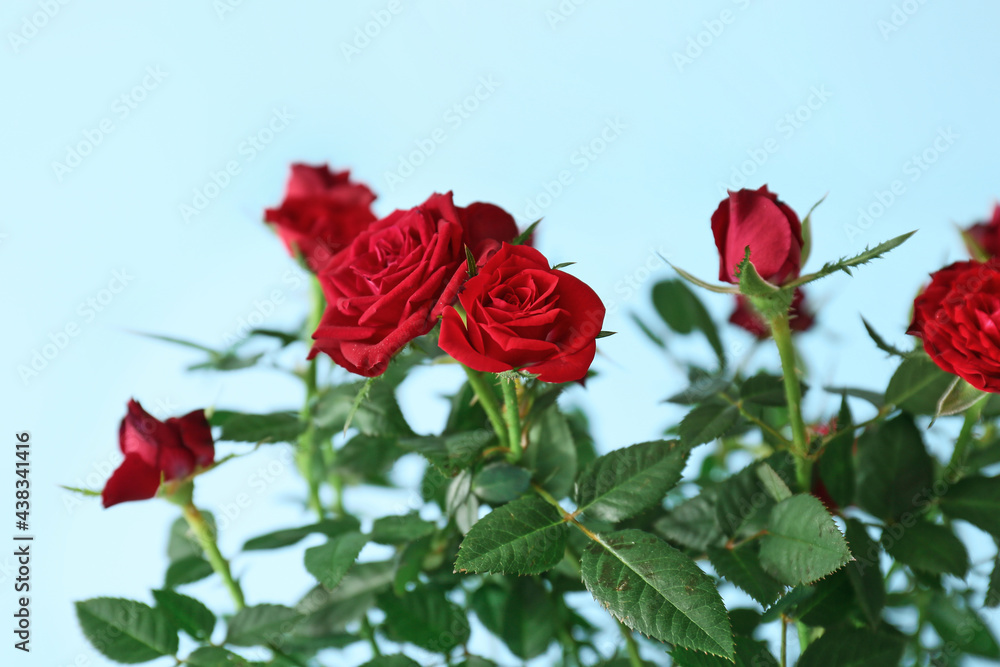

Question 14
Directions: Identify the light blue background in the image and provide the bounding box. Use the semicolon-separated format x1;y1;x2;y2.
3;1;999;665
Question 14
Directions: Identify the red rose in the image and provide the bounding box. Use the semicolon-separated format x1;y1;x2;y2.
712;186;803;284
729;289;814;339
908;259;1000;392
264;163;377;271
963;203;1000;259
102;400;215;508
311;192;518;377
438;243;606;383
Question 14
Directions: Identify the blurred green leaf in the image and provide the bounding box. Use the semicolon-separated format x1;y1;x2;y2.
758;494;851;586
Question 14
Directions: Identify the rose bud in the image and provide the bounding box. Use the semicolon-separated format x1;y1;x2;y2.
102;399;215;508
962;203;1000;260
264;163;377;271
712;186;804;284
729;289;815;339
908;259;1000;392
311;192;518;377
439;243;606;383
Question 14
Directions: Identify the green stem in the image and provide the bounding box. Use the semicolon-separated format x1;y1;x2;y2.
719;392;792;448
182;504;245;610
463;367;509;451
360;614;381;658
619;620;642;667
500;376;522;463
769;314;811;492
947;396;986;480
297;276;329;518
780;615;787;667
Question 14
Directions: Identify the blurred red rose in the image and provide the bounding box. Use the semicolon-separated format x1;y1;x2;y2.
729;289;814;339
102;399;215;508
311;192;518;377
712;186;803;284
439;243;605;383
908;259;1000;392
264;163;377;271
963;203;1000;259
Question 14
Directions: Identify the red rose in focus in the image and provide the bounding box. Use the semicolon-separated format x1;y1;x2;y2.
963;204;1000;259
908;259;1000;392
264;164;377;271
712;186;803;284
439;243;606;383
102;400;215;508
311;192;518;377
729;289;814;339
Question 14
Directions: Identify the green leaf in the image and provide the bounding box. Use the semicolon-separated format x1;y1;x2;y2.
342;377;377;435
454;496;567;575
926;592;1000;659
225;604;303;647
401;431;492;475
152;589;215;641
758;494;851;586
630;312;665;348
471;579;555;660
524;407;577;499
855;415;933;520
791;570;856;628
296;560;395;635
882;519;968;577
672;635;779;667
787;231;916;288
756;463;792;502
824;385;885;408
210;410;305;444
940;475;1000;537
651;279;724;365
707;545;785;606
670;262;740;294
185;646;257;666
655;488;726;551
333;435;405;484
843;519;884;628
861;317;912;358
740;373;801;407
304;532;368;589
464;245;477;277
314;380;413;438
472;463;532;504
796;626;904;667
884;356;955;415
581;529;733;659
678;401;740;446
75;598;179;663
394;535;433;596
164;556;214;588
512;219;540;245
243;517;362;551
371;514;436;545
935;376;988;421
360;657;422;667
818;428;855;509
378;586;471;653
247;327;300;347
798;193;826;267
716;455;793;539
988;554;1000;608
575;440;690;522
552;260;576;270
